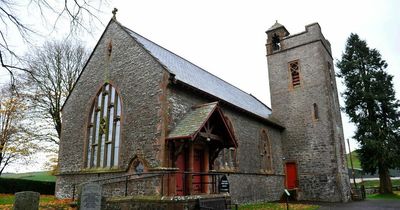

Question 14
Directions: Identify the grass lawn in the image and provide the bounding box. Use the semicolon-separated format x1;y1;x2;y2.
238;202;319;210
0;195;320;210
0;194;57;205
359;179;400;188
367;191;400;200
0;194;73;209
1;171;56;182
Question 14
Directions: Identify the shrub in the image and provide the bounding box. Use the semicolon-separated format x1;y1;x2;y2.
0;178;55;195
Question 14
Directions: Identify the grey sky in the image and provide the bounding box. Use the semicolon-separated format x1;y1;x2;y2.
105;0;399;152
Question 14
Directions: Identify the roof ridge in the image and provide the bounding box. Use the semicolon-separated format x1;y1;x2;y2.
121;25;270;110
249;94;271;111
192;101;219;109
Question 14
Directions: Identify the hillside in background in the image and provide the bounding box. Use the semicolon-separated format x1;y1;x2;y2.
346;150;400;178
346;150;361;169
1;171;55;182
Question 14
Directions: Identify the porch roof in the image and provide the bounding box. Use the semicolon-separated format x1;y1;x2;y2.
168;102;218;139
167;102;237;148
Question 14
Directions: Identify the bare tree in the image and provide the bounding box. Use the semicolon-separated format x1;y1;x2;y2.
24;38;89;145
0;0;107;84
0;83;38;175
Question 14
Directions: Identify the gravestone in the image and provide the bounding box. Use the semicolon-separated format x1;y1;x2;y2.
13;191;40;210
80;183;102;210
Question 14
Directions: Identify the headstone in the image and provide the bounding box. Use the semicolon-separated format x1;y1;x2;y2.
80;183;102;210
219;175;230;193
13;191;40;210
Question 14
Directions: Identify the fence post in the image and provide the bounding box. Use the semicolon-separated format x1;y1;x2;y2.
125;176;128;196
72;184;76;201
161;173;164;196
183;172;186;195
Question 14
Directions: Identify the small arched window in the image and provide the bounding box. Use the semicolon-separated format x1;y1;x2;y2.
86;83;122;168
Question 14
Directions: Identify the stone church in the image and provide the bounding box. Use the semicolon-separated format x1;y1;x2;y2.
56;16;350;204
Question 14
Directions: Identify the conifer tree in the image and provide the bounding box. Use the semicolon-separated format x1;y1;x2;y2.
337;33;400;194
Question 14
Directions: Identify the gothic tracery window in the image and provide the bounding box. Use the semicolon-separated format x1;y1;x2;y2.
86;83;122;168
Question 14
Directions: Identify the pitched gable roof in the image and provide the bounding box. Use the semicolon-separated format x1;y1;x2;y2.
122;25;272;119
167;102;237;148
168;102;218;139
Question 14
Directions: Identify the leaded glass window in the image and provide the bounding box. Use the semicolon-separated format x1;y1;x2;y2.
86;83;122;168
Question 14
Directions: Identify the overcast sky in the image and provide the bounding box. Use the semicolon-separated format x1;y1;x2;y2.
1;0;399;172
105;0;399;152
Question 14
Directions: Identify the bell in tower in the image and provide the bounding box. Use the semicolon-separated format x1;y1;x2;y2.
265;21;290;55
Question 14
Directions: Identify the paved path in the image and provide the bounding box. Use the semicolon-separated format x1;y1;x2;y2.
317;200;400;210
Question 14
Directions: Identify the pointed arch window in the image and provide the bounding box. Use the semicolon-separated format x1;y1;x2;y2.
86;83;122;168
259;129;273;173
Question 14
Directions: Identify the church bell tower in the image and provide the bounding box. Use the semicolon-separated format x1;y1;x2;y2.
266;21;350;202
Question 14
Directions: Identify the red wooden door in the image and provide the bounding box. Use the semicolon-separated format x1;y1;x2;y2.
175;153;186;195
192;149;203;194
286;162;297;189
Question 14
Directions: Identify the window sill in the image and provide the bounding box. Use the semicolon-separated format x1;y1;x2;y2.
259;169;275;175
214;168;238;173
79;167;125;174
56;168;125;176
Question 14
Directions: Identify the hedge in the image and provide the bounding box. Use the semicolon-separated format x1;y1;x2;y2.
0;178;55;195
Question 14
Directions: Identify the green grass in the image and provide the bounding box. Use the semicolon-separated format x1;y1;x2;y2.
358;179;400;188
0;194;56;205
367;191;400;200
0;194;14;205
1;171;55;182
238;202;319;210
346;151;361;169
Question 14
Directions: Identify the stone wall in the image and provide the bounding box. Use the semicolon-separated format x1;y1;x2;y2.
266;23;350;202
57;20;167;198
104;195;229;210
56;171;162;199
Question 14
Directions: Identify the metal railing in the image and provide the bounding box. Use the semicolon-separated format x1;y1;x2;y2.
71;170;227;200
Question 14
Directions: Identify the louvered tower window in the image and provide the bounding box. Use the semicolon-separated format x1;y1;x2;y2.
86;83;122;168
289;60;300;87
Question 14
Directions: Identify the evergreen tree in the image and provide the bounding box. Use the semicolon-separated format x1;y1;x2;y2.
337;33;400;194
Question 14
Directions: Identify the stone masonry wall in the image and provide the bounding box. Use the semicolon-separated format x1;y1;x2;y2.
168;86;285;203
57;20;167;198
267;23;350;202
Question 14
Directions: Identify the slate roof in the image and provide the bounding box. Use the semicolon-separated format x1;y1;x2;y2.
167;102;217;139
122;26;272;119
266;21;289;36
